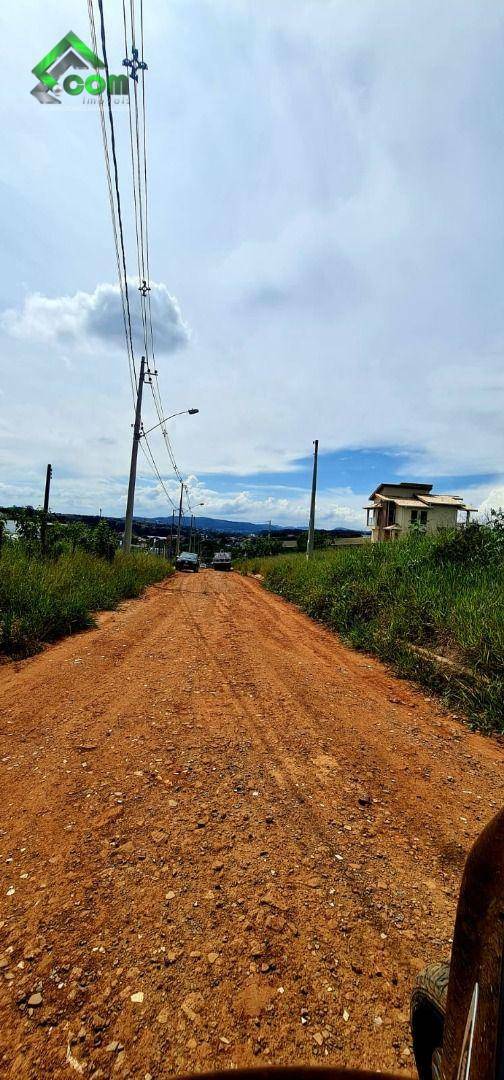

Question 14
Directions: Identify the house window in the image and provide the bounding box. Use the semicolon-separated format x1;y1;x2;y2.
420;510;428;525
411;509;428;525
410;510;418;523
386;502;396;526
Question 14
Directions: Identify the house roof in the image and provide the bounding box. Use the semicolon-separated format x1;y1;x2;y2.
417;494;463;507
391;497;429;509
370;495;429;508
368;484;475;513
369;481;432;499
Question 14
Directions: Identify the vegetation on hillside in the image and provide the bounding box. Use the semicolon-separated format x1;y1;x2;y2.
236;517;504;734
0;512;173;658
233;529;355;560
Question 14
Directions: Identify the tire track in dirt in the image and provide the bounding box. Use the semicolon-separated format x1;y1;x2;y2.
168;577;501;986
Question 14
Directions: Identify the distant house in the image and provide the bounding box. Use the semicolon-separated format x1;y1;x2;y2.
364;483;476;543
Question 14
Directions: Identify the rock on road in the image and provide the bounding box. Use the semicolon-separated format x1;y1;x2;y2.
0;570;503;1078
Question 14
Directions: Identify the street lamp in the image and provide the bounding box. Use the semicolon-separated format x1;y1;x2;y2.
188;503;206;552
141;408;199;438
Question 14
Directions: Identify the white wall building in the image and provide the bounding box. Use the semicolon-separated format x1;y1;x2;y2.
364;483;476;543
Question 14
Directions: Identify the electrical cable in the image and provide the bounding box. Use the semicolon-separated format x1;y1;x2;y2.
96;0;138;388
125;0;188;490
87;0;137;404
91;0;191;517
139;436;178;510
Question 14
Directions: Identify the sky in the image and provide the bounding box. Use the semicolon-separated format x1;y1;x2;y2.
1;0;504;528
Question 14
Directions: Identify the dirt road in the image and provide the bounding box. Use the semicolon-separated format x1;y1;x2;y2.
1;571;503;1078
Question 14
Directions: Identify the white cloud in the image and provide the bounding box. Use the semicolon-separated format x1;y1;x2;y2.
1;0;504;519
464;483;504;521
1;281;190;355
3;460;503;531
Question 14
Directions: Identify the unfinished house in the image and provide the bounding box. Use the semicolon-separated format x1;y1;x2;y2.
364;482;476;542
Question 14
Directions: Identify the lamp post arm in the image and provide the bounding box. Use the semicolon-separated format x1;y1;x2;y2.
141;410;194;438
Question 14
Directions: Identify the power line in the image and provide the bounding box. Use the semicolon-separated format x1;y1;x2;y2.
95;0;138;386
139;436;177;510
124;0;188;492
122;0;148;362
140;0;156;369
87;0;137;405
90;0;193;523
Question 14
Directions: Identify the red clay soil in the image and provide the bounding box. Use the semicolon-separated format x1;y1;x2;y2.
0;571;503;1079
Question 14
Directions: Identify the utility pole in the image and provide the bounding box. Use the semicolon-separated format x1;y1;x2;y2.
176;481;184;557
169;509;175;559
123;356;146;554
40;463;52;555
306;439;318;560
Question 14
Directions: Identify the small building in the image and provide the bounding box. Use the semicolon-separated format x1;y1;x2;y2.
364;483;476;543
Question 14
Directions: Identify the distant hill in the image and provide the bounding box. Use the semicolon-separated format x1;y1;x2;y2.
151;515;284;535
0;506;365;539
151;515;365;537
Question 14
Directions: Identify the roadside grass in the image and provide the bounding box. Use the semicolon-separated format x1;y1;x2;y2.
235;529;504;735
0;546;173;658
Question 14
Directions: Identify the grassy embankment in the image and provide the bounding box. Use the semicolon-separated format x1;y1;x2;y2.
236;526;504;734
0;547;173;658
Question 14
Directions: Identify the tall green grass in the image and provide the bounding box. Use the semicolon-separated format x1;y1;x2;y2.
0;546;173;658
236;530;504;734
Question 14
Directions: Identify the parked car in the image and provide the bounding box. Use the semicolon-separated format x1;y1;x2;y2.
211;551;232;571
176;551;199;572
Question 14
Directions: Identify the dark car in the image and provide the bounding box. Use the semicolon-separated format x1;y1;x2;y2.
211;551;232;571
176;551;199;572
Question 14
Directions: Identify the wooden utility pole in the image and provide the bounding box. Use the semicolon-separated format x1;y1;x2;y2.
306;439;318;560
40;463;52;555
123;357;146;554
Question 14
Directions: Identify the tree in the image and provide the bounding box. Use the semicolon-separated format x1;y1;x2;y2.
237;536;283;558
90;520;119;561
12;507;43;555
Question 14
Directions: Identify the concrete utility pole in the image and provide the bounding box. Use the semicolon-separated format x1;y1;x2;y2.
123;357;146;554
40;463;52;555
176;481;184;557
169;509;175;558
306;439;318;560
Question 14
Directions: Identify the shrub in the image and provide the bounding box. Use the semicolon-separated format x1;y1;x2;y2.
0;547;173;658
236;527;504;734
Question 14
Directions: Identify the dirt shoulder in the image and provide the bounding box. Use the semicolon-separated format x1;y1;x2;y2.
0;571;503;1078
